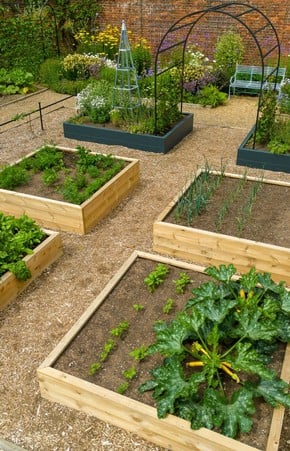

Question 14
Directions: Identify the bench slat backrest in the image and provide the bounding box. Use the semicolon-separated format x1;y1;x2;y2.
234;64;286;80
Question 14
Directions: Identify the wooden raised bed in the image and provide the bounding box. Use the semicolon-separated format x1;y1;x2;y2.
0;229;62;310
153;170;290;286
0;146;140;234
37;251;290;451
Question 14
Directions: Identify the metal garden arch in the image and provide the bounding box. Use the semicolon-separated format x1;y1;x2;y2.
154;1;282;146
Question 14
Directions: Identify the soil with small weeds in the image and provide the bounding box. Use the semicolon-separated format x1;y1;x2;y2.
4;149;127;203
54;256;287;451
166;174;290;248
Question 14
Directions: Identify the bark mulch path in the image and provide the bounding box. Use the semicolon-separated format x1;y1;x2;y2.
0;92;290;451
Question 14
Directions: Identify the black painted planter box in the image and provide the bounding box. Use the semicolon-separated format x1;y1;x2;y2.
237;126;290;173
63;113;193;154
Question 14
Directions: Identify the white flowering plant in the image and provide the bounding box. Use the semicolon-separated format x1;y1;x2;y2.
76;80;113;123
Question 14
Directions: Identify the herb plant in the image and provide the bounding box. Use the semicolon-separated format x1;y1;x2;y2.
139;263;290;439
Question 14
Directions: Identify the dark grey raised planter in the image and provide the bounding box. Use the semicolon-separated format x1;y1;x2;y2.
237;126;290;173
63;113;193;154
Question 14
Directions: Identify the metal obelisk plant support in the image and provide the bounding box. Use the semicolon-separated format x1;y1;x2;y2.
112;20;141;112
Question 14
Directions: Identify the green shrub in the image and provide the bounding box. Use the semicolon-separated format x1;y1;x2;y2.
280;80;290;114
256;90;277;144
197;85;227;107
268;118;290;154
132;38;152;76
0;7;57;76
39;58;63;87
213;29;244;88
50;79;90;95
98;66;116;84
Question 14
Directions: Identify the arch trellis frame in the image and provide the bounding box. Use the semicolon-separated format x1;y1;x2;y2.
154;1;281;146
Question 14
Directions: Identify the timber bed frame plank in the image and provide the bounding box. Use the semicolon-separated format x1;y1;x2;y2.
0;229;62;310
153;171;290;285
0;146;140;234
37;251;289;451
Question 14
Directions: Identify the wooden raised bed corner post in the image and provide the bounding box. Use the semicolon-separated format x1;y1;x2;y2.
37;251;290;451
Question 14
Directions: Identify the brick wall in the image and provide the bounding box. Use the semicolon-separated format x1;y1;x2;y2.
97;0;289;64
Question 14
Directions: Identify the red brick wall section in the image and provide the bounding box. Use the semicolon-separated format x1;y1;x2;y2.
97;0;289;63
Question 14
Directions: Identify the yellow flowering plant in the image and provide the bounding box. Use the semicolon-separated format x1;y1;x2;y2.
62;53;105;80
75;24;126;60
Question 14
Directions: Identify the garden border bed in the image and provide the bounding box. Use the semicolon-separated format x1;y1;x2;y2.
63;113;194;153
0;229;62;310
153;170;290;286
236;126;290;174
37;250;290;451
0;146;140;234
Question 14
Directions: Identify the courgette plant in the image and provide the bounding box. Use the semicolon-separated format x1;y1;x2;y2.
139;264;290;438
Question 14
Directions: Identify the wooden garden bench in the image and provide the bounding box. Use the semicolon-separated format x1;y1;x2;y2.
229;64;286;97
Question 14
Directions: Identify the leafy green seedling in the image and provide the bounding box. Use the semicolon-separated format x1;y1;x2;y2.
122;367;137;380
144;263;169;292
133;303;144;312
100;338;115;362
163;298;175;314
116;382;129;394
174;272;192;294
88;362;101;376
129;345;148;361
110;321;129;338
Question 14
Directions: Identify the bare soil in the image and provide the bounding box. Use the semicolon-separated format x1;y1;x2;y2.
0;92;290;451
